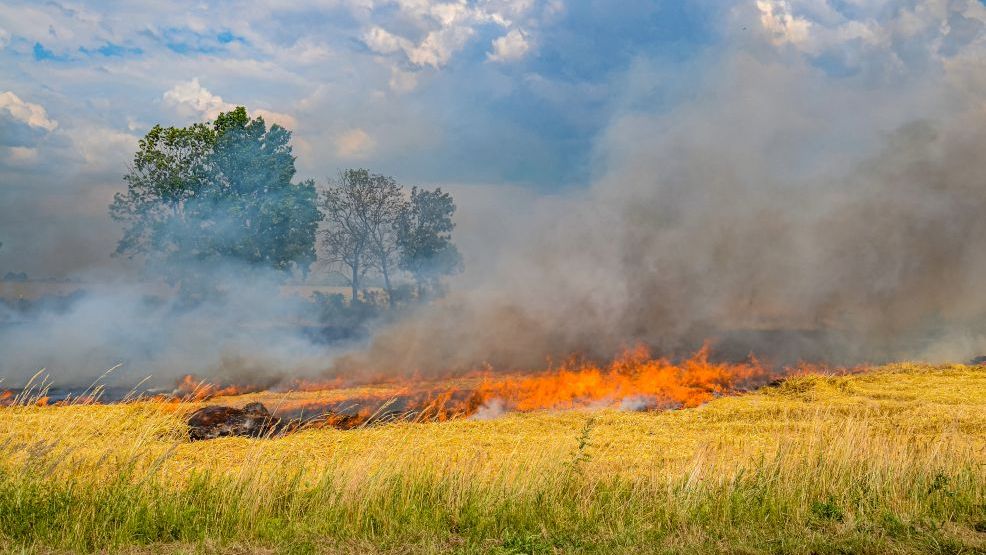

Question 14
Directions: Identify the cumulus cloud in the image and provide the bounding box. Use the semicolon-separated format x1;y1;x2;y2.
363;26;408;55
365;24;476;69
752;0;986;77
334;128;375;158
0;91;57;153
359;0;547;68
0;27;9;49
0;91;58;132
163;78;229;119
407;25;476;68
163;79;297;129
755;0;811;47
488;29;530;62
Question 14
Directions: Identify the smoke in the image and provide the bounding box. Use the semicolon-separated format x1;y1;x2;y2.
0;264;337;389
3;1;986;389
330;3;986;376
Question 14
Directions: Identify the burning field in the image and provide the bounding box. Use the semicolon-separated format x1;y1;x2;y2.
169;345;784;434
3;345;787;437
4;1;986;553
0;357;984;553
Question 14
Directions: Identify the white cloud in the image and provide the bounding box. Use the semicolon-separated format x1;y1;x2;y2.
0;27;9;50
365;24;475;69
334;128;375;158
360;0;545;68
389;67;419;93
253;109;298;130
163;79;297;129
407;25;476;68
488;28;530;62
756;0;811;47
284;37;333;65
751;0;986;77
363;26;408;55
66;126;139;173
163;78;228;119
0;91;58;131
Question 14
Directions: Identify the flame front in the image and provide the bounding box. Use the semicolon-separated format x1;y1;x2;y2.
2;344;804;425
183;344;786;428
469;344;771;413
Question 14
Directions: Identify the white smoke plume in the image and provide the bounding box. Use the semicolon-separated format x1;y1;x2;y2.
3;1;986;389
330;1;986;377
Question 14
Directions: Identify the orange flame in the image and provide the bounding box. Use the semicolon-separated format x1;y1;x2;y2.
174;374;266;401
205;344;786;430
468;343;769;413
3;344;831;430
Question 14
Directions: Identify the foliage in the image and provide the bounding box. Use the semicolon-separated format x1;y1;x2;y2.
109;107;322;283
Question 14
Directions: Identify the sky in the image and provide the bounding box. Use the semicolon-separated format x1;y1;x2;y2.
1;0;985;276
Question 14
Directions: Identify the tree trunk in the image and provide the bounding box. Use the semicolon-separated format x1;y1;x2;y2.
381;261;394;308
351;262;359;303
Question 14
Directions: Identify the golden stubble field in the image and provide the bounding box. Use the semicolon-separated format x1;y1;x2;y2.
1;363;985;553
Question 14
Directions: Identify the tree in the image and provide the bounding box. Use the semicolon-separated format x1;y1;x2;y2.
109;122;215;261
320;175;369;303
396;187;462;296
362;173;406;307
110;107;321;284
320;169;405;304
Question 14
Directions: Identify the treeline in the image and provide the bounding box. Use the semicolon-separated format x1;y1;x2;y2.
110;107;460;307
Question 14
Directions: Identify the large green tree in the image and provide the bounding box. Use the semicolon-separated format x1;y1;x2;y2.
110;107;321;281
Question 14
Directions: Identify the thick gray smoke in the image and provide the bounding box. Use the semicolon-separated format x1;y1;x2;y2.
3;2;986;389
332;20;986;376
0;265;335;389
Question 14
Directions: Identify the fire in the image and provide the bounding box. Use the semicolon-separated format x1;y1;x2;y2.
174;374;266;401
0;389;49;407
468;344;770;413
182;344;784;429
2;344;814;430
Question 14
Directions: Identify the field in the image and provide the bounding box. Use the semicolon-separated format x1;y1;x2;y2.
1;363;985;554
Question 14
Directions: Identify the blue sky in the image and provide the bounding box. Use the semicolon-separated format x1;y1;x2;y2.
0;1;715;188
1;0;985;275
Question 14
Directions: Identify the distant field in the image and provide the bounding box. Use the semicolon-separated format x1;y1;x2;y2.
0;280;90;301
1;364;984;553
0;279;363;301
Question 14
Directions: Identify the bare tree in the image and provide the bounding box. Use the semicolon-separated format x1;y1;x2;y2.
321;170;373;301
363;174;407;307
320;169;406;304
397;187;461;297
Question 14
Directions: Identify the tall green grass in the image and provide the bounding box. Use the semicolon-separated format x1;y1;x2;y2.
1;418;983;554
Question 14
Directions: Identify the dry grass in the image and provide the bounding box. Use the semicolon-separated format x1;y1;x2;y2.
1;363;985;553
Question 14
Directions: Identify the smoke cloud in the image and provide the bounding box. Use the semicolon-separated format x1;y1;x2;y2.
3;1;986;389
0;265;336;389
331;4;986;376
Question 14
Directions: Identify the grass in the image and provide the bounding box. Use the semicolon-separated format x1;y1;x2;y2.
0;363;984;553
